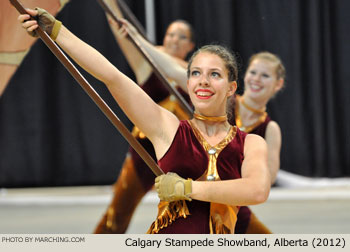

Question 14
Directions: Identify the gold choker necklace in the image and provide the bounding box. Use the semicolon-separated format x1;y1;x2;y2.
241;97;266;114
193;112;227;122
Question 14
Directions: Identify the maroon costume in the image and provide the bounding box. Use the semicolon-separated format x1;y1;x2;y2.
148;120;247;234
231;95;272;234
130;73;191;191
234;117;271;233
94;72;191;234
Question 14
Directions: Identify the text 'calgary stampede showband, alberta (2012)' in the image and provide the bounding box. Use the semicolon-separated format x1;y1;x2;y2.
124;237;319;249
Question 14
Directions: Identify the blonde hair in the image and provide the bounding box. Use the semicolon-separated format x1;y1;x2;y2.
247;52;286;80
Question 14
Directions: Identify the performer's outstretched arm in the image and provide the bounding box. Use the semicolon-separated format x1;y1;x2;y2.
19;9;180;160
103;0;152;84
115;19;189;92
19;9;270;208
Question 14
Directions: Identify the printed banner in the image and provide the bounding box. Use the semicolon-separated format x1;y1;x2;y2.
0;234;349;252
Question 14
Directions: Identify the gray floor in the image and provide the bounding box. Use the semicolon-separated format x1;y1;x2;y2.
0;185;350;234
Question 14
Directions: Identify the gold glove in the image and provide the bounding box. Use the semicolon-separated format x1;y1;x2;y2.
155;172;192;202
29;7;62;41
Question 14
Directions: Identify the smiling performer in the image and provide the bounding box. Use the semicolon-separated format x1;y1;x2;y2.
120;23;285;233
231;52;285;234
19;8;270;233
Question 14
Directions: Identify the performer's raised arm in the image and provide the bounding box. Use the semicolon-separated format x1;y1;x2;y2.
95;2;196;234
19;8;180;159
19;9;270;234
103;0;152;84
114;18;190;92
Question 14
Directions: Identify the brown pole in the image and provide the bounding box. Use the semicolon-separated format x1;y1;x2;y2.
96;0;194;116
10;0;164;176
117;0;148;39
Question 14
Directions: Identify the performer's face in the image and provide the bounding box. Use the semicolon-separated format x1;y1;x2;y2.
187;52;236;116
244;59;283;102
163;22;194;59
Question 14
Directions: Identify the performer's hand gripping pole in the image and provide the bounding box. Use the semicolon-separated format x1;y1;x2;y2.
10;0;164;176
96;0;194;116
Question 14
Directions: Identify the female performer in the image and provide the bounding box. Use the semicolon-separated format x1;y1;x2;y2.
122;20;285;233
232;51;284;233
19;8;270;233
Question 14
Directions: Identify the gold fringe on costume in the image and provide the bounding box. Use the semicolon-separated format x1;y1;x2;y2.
209;203;239;234
147;120;240;234
147;200;190;234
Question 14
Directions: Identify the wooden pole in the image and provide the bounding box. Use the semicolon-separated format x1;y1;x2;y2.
117;0;148;39
10;0;164;176
96;0;194;116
